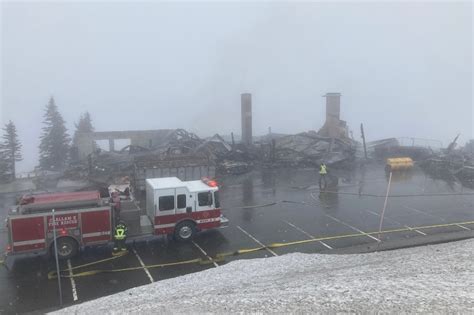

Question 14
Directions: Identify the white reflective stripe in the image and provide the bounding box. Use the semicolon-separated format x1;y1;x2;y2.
13;239;45;246
154;223;176;229
196;217;221;224
82;231;111;238
154;217;221;229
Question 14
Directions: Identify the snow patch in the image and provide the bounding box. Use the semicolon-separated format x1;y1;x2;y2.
54;239;474;314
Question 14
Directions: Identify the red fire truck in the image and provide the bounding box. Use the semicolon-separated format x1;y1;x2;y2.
4;177;228;261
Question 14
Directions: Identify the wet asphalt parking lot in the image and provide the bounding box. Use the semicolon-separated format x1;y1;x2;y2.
1;164;473;314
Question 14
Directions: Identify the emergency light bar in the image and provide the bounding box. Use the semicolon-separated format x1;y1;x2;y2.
201;177;218;187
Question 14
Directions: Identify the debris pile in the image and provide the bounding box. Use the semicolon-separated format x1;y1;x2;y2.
64;128;360;187
195;134;232;159
366;138;399;158
463;140;474;156
455;165;474;188
65;129;248;188
419;155;473;188
260;131;356;167
133;152;215;192
218;158;252;175
418;138;474;188
369;138;433;161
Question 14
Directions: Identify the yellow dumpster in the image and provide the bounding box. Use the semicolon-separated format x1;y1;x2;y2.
386;157;414;171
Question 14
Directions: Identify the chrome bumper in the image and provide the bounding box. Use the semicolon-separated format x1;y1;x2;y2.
219;215;229;228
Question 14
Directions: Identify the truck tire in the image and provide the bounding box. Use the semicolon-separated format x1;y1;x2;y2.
52;237;78;260
174;221;195;242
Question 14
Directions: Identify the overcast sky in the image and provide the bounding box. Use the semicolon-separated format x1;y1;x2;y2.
1;1;473;172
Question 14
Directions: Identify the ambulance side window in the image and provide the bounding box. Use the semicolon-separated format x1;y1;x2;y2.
198;192;213;206
159;196;174;211
177;194;186;209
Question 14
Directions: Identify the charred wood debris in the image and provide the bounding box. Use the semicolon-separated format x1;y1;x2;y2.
64;129;357;185
369;136;474;188
63;129;473;190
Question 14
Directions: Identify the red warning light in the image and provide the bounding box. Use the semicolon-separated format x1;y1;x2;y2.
207;180;217;187
60;228;67;236
201;177;218;187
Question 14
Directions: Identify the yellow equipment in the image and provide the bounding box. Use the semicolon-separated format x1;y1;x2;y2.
386;157;414;171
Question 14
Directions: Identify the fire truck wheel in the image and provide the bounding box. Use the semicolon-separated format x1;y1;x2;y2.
174;221;195;242
52;237;78;260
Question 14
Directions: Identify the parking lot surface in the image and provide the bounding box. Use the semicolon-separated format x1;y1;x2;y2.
1;165;473;313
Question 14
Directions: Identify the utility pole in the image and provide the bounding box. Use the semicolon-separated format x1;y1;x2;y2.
271;139;276;163
378;171;393;241
360;123;368;160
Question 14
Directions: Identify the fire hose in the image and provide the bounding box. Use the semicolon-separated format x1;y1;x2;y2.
47;219;474;279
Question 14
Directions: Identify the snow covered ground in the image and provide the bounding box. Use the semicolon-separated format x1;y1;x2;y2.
56;239;474;314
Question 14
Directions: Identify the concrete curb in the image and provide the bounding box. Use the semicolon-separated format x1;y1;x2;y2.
320;230;474;255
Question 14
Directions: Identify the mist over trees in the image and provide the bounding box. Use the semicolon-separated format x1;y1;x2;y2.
0;101;96;180
71;112;95;161
0;154;8;182
38;97;70;170
73;112;94;143
0;120;23;182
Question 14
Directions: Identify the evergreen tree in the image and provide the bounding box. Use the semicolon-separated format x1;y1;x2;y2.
71;112;95;161
0;147;10;182
38;97;70;170
73;112;95;145
1;120;22;180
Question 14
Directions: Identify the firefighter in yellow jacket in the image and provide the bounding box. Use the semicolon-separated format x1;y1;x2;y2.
319;162;328;190
113;221;128;253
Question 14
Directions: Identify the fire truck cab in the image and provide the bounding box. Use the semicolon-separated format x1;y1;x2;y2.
146;177;227;241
